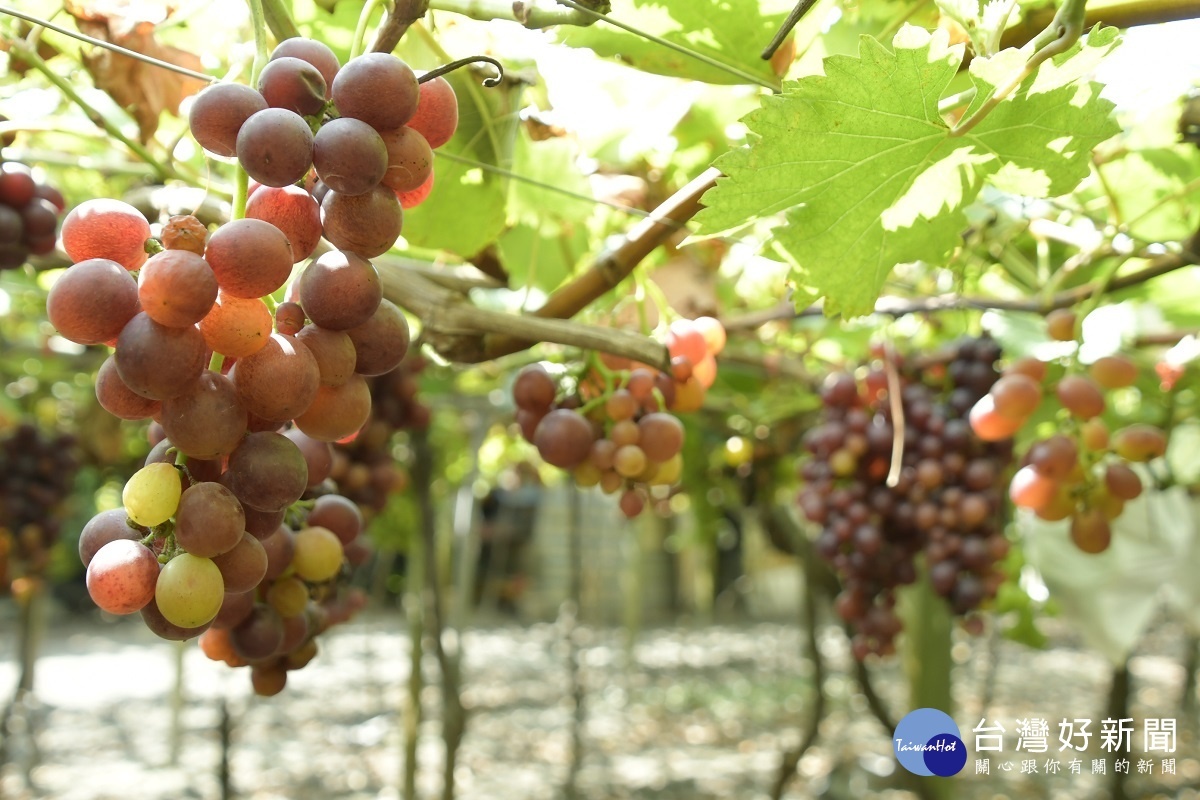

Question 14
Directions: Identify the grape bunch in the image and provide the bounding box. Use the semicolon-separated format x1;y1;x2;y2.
0;424;80;593
79;440;368;696
330;418;411;517
328;360;428;516
969;308;1167;554
48;201;410;452
0;161;65;269
369;356;431;432
513;361;691;519
798;338;1014;659
510;317;724;517
189;37;459;257
600;316;727;413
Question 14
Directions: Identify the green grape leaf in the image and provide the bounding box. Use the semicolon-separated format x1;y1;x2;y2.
1098;147;1200;242
495;221;589;293
558;0;795;87
508;134;593;232
693;25;1121;317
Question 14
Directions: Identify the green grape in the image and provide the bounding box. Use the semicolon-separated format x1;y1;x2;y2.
122;462;183;527
266;575;309;618
292;526;344;582
156;553;225;628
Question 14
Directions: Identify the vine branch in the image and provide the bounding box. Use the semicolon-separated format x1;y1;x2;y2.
371;0;431;54
7;40;180;183
553;0;779;90
722;247;1198;331
378;263;671;369
761;0;820;60
951;0;1087;137
429;0;608;28
479;166;720;361
1000;0;1200;50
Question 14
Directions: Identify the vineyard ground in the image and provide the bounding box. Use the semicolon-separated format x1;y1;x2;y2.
0;609;1197;800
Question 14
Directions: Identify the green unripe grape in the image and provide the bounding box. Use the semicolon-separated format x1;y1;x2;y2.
156;553;224;628
123;462;183;527
266;575;309;618
292;526;344;583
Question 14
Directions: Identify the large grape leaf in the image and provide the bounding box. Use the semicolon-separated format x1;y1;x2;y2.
557;0;795;87
692;25;1121;317
1097;148;1200;242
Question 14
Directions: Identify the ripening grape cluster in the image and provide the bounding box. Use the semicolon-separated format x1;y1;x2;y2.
80;430;368;695
0;161;64;269
0;424;80;593
798;338;1014;659
508;317;723;517
36;38;454;694
330;360;429;516
189;37;457;255
513;362;689;519
969;308;1168;554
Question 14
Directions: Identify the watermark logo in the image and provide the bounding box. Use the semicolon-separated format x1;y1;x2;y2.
894;708;967;777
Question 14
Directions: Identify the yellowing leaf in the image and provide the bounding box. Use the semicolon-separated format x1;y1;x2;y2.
66;1;206;143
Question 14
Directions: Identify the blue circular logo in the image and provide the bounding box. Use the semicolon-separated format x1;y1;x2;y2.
893;708;966;777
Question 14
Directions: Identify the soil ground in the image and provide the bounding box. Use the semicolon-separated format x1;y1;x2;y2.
1;607;1198;800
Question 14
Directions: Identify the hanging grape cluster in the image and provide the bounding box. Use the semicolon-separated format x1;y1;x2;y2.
189;38;458;237
798;338;1014;659
0;160;64;269
43;37;468;693
0;423;80;593
330;358;429;517
510;316;723;518
969;308;1169;554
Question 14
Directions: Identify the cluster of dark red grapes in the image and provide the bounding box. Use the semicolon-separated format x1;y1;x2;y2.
0;161;64;269
329;359;429;516
369;356;432;432
80;420;368;695
512;361;688;518
189;37;458;254
969;308;1167;554
0;424;80;597
798;338;1014;659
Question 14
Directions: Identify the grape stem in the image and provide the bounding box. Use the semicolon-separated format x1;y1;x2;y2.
418;56;504;87
760;0;820;60
882;341;906;489
350;0;388;61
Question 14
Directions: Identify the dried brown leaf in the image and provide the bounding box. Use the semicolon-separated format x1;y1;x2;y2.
65;2;205;143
